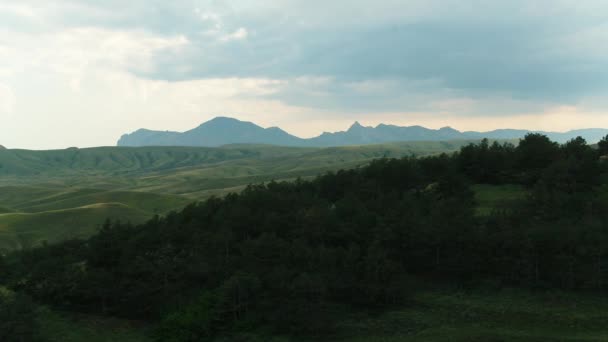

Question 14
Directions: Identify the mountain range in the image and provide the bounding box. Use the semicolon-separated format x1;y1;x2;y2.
117;117;608;147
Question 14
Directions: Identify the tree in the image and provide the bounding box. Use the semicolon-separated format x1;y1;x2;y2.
516;133;560;185
0;289;43;342
562;136;590;159
599;135;608;156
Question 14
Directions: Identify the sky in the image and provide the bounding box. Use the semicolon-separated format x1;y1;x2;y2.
1;0;607;149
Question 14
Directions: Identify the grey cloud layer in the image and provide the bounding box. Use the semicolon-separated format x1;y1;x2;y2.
4;0;608;114
129;1;607;112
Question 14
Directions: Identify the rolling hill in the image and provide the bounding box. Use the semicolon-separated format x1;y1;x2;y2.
0;140;492;252
0;203;150;251
0;186;190;252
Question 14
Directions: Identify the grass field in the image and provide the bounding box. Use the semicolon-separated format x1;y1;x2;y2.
0;186;191;252
473;184;526;216
335;289;608;341
29;289;608;341
39;309;150;342
0;203;151;251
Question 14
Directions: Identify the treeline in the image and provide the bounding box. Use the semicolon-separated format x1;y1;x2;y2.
2;134;608;340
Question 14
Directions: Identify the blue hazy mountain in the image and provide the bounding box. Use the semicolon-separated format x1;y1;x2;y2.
118;117;304;147
117;117;608;147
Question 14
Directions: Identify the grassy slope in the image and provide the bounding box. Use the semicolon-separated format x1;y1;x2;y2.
0;141;492;187
0;145;312;176
29;289;608;342
39;308;150;342
0;204;151;251
0;140;513;252
336;290;608;341
113;140;489;197
11;287;608;341
0;186;189;214
1;285;149;342
0;186;191;252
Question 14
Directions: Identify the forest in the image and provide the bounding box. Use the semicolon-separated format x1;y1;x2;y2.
2;133;608;341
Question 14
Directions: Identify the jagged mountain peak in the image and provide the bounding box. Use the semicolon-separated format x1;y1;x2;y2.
348;121;366;131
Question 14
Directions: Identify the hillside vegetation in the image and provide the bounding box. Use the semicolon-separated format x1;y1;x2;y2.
3;134;608;341
0;187;190;252
0;140;494;252
0;141;485;181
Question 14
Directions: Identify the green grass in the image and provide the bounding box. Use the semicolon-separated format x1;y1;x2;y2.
1;285;150;342
473;184;526;216
0;141;494;188
0;206;14;214
0;203;152;252
26;289;608;341
0;186;191;252
332;289;608;341
0;186;189;214
7;284;608;341
38;309;151;342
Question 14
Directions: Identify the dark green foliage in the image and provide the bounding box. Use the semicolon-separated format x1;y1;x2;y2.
457;139;516;184
3;134;608;340
515;133;560;185
599;134;608;156
0;289;44;342
155;292;218;342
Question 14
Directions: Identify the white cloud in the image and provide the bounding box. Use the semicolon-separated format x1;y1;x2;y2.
219;27;248;42
0;84;16;116
0;27;189;77
0;4;38;18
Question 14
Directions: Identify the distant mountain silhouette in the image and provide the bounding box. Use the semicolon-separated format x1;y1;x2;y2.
0;145;6;150
118;117;608;147
118;117;303;147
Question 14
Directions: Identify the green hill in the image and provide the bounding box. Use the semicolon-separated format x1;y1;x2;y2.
0;203;152;251
0;145;311;177
0;141;505;180
0;186;189;214
0;140;512;252
0;186;190;253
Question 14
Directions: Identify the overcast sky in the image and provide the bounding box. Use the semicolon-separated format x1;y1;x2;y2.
1;1;607;149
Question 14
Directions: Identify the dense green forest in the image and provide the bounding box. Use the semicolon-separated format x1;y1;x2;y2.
2;134;608;341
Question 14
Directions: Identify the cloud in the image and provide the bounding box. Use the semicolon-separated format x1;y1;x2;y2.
219;27;248;42
1;0;608;149
0;84;16;116
111;0;607;114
